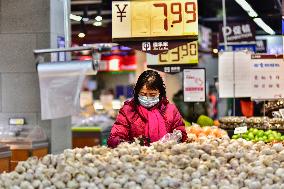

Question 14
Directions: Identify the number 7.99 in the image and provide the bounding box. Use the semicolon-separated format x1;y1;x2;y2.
153;2;196;31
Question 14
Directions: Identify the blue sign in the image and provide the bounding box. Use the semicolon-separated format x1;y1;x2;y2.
219;44;256;52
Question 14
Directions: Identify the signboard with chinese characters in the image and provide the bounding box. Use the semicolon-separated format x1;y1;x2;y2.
147;41;198;65
112;0;198;54
251;54;284;100
218;51;252;98
219;22;255;43
183;68;206;102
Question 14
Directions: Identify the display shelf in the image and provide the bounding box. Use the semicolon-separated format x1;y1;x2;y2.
9;141;48;171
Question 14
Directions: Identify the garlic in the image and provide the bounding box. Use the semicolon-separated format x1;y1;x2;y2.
1;138;284;188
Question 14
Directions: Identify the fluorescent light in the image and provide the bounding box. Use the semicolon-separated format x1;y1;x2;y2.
70;14;82;21
235;0;258;17
78;32;85;38
95;16;103;22
253;18;275;35
93;21;102;27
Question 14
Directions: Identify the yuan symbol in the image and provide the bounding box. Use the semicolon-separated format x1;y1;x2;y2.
115;4;128;22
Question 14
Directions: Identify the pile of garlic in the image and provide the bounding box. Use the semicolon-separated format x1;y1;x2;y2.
1;138;284;189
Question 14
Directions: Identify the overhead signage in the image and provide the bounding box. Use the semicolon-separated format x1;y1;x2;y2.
112;0;198;54
183;68;206;102
251;54;284;100
218;51;252;98
219;22;255;43
198;25;212;52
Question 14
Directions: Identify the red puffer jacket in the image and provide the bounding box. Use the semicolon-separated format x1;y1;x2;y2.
107;98;188;148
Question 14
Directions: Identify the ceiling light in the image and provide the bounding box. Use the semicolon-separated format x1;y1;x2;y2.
95;15;103;22
93;21;102;27
253;18;275;35
78;32;85;38
213;49;219;54
235;0;258;17
70;14;82;21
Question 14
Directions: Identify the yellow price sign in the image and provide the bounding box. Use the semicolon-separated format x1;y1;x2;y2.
147;41;198;65
112;0;198;41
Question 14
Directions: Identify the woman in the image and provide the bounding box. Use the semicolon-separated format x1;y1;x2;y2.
107;70;187;148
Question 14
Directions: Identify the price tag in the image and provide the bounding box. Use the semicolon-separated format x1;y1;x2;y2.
234;126;247;134
112;0;198;41
147;41;198;65
158;41;198;64
9;118;25;125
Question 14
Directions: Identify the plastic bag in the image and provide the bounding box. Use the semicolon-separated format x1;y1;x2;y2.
160;129;182;143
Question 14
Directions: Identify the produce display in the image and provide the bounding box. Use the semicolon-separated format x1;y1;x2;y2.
186;126;228;141
220;116;284;130
232;128;284;143
1;138;284;189
264;99;284;115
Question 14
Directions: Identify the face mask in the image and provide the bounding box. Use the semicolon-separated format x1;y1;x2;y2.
138;95;160;108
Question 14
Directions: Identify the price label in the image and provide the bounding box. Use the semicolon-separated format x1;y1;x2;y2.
158;41;198;64
9;118;25;125
234;126;247;134
147;41;198;65
112;0;198;41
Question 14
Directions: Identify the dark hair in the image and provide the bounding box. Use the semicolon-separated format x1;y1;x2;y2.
134;70;166;104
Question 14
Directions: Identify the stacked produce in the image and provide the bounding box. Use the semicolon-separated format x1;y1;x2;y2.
186;126;228;141
220;116;284;130
232;128;284;143
1;138;284;189
219;116;246;129
264;99;284;115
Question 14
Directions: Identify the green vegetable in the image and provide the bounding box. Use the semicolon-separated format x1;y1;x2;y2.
196;115;214;127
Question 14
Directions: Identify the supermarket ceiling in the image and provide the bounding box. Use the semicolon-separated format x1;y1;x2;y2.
71;0;283;44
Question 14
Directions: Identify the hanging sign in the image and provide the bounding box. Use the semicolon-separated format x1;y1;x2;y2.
112;0;198;54
183;68;206;102
218;51;252;98
251;54;284;100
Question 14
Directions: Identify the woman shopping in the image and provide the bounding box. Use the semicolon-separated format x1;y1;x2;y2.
108;70;187;148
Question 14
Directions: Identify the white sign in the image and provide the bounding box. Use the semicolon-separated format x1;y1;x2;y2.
112;0;198;41
251;55;284;100
183;69;205;102
218;51;252;98
234;126;247;134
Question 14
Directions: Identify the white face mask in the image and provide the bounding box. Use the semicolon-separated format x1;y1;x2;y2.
138;95;160;108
